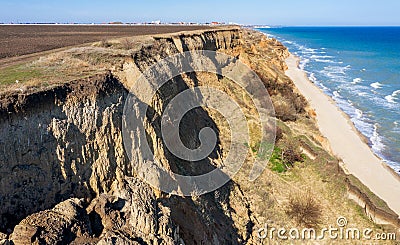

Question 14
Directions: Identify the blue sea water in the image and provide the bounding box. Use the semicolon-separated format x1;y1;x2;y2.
258;27;400;173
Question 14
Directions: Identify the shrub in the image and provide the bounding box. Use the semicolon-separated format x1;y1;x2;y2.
286;189;321;227
292;94;308;113
274;101;297;122
255;70;308;120
98;39;111;48
275;126;283;143
120;38;134;50
282;138;303;167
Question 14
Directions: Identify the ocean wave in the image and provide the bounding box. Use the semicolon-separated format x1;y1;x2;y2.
370;123;385;152
351;117;373;137
283;40;294;44
314;59;337;63
370;82;383;89
384;89;400;103
319;83;329;91
333;91;341;98
299;58;310;70
329;91;386;157
328;83;387;159
371;95;399;109
309;73;317;82
385;95;396;103
385;160;400;174
310;55;333;59
352;78;362;84
392;89;400;97
357;92;368;96
298;46;318;54
321;65;351;82
323;65;350;75
355;109;363;119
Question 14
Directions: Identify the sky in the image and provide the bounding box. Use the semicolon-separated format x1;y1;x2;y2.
1;0;400;26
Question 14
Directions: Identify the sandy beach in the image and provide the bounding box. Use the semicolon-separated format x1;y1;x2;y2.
285;54;400;216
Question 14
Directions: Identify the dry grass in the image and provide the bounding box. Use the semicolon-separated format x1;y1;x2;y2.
286;189;322;227
119;38;135;50
0;46;129;93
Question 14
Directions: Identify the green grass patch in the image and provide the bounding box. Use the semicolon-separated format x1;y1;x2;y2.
244;141;286;173
0;64;43;85
269;147;287;173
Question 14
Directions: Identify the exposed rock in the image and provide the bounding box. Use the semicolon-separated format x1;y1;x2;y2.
0;232;8;245
9;177;180;244
87;177;179;244
10;198;91;244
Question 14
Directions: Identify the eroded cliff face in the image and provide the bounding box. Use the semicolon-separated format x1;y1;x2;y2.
0;74;129;232
0;28;263;244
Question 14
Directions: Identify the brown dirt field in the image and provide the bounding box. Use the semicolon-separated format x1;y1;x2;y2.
0;25;215;59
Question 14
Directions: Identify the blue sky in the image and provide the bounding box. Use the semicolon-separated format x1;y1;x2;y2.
1;0;400;26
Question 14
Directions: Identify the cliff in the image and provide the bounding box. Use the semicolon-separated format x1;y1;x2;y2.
0;28;397;244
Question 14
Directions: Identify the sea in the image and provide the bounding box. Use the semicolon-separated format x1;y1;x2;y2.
257;27;400;174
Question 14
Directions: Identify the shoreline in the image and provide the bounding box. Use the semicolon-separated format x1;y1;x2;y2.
285;54;400;216
294;55;400;183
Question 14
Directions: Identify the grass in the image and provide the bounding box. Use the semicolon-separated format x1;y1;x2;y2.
0;64;43;86
244;132;307;174
0;48;115;93
269;147;287;173
244;141;287;173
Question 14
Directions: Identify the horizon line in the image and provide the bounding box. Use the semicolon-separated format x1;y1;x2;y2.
1;22;400;27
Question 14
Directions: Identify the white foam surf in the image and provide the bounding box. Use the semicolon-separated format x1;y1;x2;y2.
370;123;385;152
310;55;333;59
385;95;396;103
309;73;317;83
355;109;363;119
370;82;383;89
352;78;362;84
333;91;341;98
299;58;310;70
385;89;400;103
315;59;337;63
392;89;400;97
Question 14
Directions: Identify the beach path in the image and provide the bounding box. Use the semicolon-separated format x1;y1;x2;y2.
285;54;400;216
